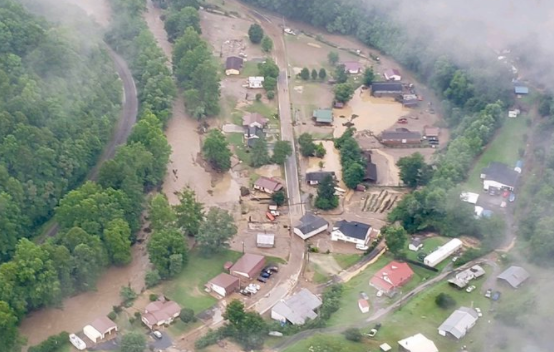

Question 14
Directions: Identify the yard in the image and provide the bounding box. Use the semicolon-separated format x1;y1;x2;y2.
465;117;529;191
283;333;370;352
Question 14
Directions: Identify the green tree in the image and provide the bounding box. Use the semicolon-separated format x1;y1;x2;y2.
382;225;408;257
396;152;433;188
203;129;232;172
0;301;19;351
314;142;326;158
120;286;137;306
363;67;375;86
298;133;316;157
334;64;348;83
258;58;279;78
120;332;146;352
334;128;355;149
311;68;318;80
327;51;339;65
180;308;197;323
103;219;132;266
169;254;184;277
223;300;268;350
319;68;327;80
165;7;201;42
174;188;204;236
435;293;456;309
261;36;273;52
343;328;362;342
149;194;176;231
315;175;339;210
147;228;188;278
444;70;474;106
343;162;365;189
334;83;354;103
300;67;310;80
271;190;286;206
267;90;275;100
250;137;271;167
248;24;264;44
263;76;277;91
197;207;237;255
145;270;161;288
272;140;292;164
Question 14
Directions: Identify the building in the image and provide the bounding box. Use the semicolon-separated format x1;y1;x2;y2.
514;85;529;95
83;317;117;343
271;288;322;325
341;61;363;74
380;343;392;351
424;238;463;267
423;126;440;140
294;213;329;240
142;299;181;330
371;82;403;97
497;266;530;288
206;273;240;297
398;333;438;352
312;109;333;125
401;94;419;107
384;69;402;81
229;253;265;279
438;307;479;339
248;76;264;89
448;265;486;289
370;261;414;296
358;299;370;313
306;171;336;185
362;151;378;182
460;191;479;204
244;125;264;140
257;233;275;248
508;109;521;118
331;220;372;245
380;128;422;146
253;177;283;194
243;112;268;128
409;237;423;251
480;162;519;191
225;56;243;75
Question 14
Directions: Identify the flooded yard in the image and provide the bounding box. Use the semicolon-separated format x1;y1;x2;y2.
304;140;346;189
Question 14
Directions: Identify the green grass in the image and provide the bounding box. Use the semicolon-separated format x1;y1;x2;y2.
283;333;370;352
405;237;449;263
308;262;330;284
465;117;529;191
246;101;276;118
332;253;361;270
226;133;251;164
240;61;259;77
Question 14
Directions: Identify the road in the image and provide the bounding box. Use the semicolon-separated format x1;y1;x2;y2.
40;45;138;241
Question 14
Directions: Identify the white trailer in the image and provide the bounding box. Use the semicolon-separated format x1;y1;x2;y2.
424;238;463;267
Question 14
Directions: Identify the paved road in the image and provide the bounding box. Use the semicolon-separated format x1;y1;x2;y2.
40;45;138;241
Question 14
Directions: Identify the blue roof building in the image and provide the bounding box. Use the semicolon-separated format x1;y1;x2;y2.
514;86;529;95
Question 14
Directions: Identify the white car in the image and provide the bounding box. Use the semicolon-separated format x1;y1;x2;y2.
376;290;384;297
475;307;482;317
466;285;476;293
152;331;162;339
367;329;378;337
356;244;369;251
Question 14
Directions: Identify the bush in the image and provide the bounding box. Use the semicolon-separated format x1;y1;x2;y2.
108;311;117;321
28;332;70;352
113;305;123;313
149;294;159;301
255;93;262;101
145;270;162;288
435;293;456;309
180;308;197;323
134;311;141;319
267;90;275;100
195;329;223;349
343;328;362;342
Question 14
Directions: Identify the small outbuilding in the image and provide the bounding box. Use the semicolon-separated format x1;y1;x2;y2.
460;191;480;204
294;213;329;240
423;126;440;140
341;61;363;74
83;316;118;343
380;343;392;352
225;56;243;75
229;253;265;279
206;273;240;297
358;299;370;313
248;76;264;89
438;307;479;339
514;85;529;95
312;109;333;125
497;266;530;288
253;177;283;194
398;333;438;352
409;237;423;251
257;233;275;248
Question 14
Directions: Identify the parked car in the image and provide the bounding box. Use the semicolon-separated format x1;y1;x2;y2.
152;331;162;339
475;307;483;317
492;291;501;301
466;285;476;293
264;265;279;273
240;289;252;297
367;329;378;337
509;192;516;202
360;292;369;300
502;190;510;198
257;276;268;283
417;252;427;262
356;243;369;251
485;289;492;298
261;271;271;279
489;188;498;196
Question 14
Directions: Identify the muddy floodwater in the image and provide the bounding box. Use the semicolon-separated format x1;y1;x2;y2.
306;140;346;189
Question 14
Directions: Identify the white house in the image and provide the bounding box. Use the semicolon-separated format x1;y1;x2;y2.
331;220;372;246
83;316;118;343
248;76;264;89
398;333;438;352
481;162;519;191
438;307;479;339
293;213;329;240
424;238;463;267
409;237;423;251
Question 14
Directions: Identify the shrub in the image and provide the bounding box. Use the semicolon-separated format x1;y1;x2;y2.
149;294;159;302
108;311;117;321
343;328;362;342
435;293;456;309
28;332;70;352
180;308;197;323
145;270;162;288
267;90;275;100
255;93;262;101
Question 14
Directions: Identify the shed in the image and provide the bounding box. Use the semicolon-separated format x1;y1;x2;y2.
460;192;479;204
293;213;329;240
398;333;438;352
384;69;402;81
423;126;440;139
83;316;117;343
271;289;322;325
438;307;479;339
312;109;333;125
380;343;392;351
257;233;275;248
408;237;422;251
225;56;243;75
424;238;463;267
206;273;240;297
248;76;264;89
230;253;265;279
497;266;530;288
364;162;378;182
358;299;370;313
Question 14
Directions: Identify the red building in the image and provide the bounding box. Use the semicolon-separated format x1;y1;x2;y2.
370;261;414;296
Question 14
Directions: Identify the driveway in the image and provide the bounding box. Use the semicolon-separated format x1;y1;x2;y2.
149;331;173;350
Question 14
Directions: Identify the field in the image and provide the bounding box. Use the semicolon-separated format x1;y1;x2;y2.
333;253;362;270
283;333;369;352
404;236;449;263
465;117;528;191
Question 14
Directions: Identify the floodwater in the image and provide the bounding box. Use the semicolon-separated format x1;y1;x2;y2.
306;140;346;189
256;164;282;178
372;149;400;186
333;87;409;138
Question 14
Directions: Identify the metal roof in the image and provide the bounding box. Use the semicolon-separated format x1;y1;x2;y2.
295;213;328;235
482;162;519;187
438;307;478;339
398;333;438;352
272;289;322;325
257;233;275;246
313;109;333;123
497;266;530;288
334;220;371;240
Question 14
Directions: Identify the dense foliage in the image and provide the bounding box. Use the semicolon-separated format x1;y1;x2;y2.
28;332;69;352
315;175;339;210
202;129;233;172
335;128;365;189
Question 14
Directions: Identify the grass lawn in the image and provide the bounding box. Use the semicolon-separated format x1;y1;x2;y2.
332;253;361;270
465;117;529;191
405;236;449;263
246;101;276;118
282;333;370;352
308;262;330;284
226;132;251;164
240;61;259;77
167;320;201;337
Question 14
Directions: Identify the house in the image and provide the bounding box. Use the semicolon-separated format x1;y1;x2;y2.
398;333;438;352
514;85;529;95
480;162;519;191
380;128;422;146
460;192;479;204
141;299;181;330
244;125;264;139
384;69;402;81
306;171;336;185
371;82;403;97
448;265;486;289
341;61;363;74
362;151;378;182
358;299;370;313
312;109;333;125
438;307;479;339
423;126;440;140
83;317;118;343
225;56;243;75
271;288;322;325
229;253;265;279
424;238;463;267
257;233;275;248
370;261;414;296
243;112;268;128
331;220;372;245
253;177;283;194
206;273;240;297
248;76;264;89
294;213;329;240
497;266;530;288
409;237;423;251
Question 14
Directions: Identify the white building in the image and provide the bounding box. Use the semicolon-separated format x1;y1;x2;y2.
481;162;519;191
293;213;329;240
460;192;479;204
424;238;463;267
206;273;240;297
248;76;264;89
384;69;402;81
83;317;118;343
398;333;438;352
409;237;423;251
358;299;370;313
331;220;372;246
438;307;479;339
257;233;275;248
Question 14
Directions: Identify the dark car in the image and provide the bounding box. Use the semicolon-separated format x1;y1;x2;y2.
261;271;271;278
492;291;501;301
257;276;267;283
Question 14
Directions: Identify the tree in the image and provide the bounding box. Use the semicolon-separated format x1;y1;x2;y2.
314;142;326;158
311;68;318;80
363;67;375;86
149;194;176;231
164;7;201;42
343;328;362;342
248;24;264;44
169;254;184;277
203;129;232;172
343;162;365;189
261;36;273;52
103;219;132;266
382;225;408;257
263;76;277;91
300;67;310;80
120;332;146;352
272;140;292;164
327;51;339;65
145;270;161;288
197;207;237;255
397;153;433;188
298;133;316;157
435;293;456;309
334;128;355;149
334;64;348;83
315;175;339;210
174;188;204;236
147;228;188;278
223;300;268;350
255;93;262;102
334;83;354;103
180;308;196;323
267;90;275;100
258;58;279;78
272;190;286;206
250;137;271;167
0;301;19;351
120;286;137;306
319;68;327;80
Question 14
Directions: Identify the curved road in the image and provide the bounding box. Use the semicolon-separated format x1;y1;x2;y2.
41;45;138;241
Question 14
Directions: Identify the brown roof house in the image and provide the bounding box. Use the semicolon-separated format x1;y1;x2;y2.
141;299;181;330
380;128;422;146
254;176;283;194
229;253;266;279
423;126;440;140
225;56;243;75
243;112;269;128
206;273;240;297
341;61;363;74
83;316;118;343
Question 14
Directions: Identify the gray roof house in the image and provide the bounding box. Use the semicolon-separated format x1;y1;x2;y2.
294;213;329;240
371;82;403;97
438;307;479;339
306;171;336;185
480;162;520;190
497;266;530;288
270;289;322;325
331;220;372;245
